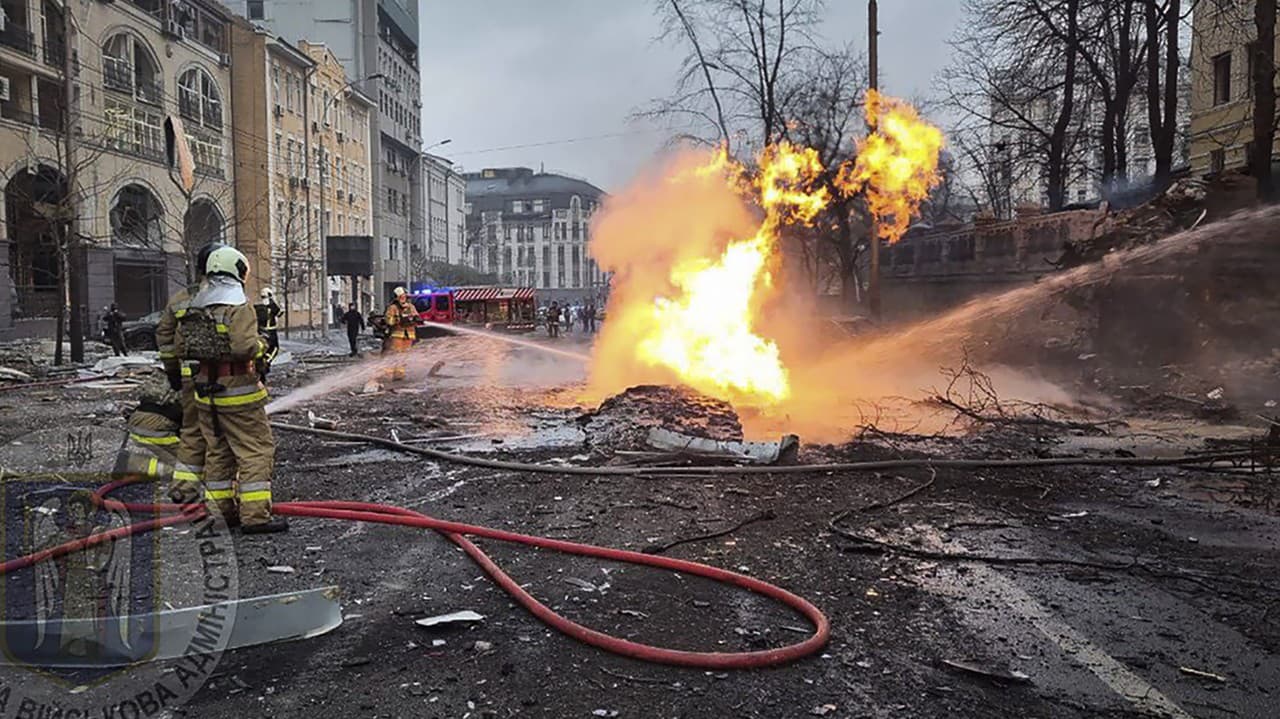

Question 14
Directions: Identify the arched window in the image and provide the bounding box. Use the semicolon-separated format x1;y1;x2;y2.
102;32;162;105
178;67;222;130
111;184;163;248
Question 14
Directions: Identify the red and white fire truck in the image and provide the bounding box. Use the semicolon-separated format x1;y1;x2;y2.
409;286;538;336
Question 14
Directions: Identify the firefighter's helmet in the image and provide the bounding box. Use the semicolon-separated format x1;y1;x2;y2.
195;242;227;278
393;286;407;298
206;246;249;283
261;287;274;299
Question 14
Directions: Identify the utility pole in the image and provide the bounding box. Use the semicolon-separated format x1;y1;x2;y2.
866;0;881;320
62;2;84;363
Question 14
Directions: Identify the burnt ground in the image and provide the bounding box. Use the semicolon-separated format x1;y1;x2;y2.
1;336;1279;719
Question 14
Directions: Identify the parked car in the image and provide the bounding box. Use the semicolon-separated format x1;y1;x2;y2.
117;311;161;351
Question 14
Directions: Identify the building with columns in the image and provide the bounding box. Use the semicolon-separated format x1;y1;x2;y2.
462;167;607;302
0;0;236;340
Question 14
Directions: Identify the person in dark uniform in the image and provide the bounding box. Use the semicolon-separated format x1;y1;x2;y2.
103;304;127;356
342;303;365;357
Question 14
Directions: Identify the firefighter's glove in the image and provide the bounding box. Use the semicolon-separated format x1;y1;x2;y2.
167;482;201;505
166;369;183;392
256;357;270;382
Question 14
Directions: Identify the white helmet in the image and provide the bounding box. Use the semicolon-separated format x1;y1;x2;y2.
206;246;249;283
393;286;407;298
260;287;274;299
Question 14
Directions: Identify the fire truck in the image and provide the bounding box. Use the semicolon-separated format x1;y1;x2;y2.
409;286;538;336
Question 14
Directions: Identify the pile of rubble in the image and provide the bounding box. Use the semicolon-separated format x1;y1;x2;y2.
1055;176;1208;269
577;385;744;453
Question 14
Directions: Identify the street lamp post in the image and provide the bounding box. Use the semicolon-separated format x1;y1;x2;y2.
319;72;383;338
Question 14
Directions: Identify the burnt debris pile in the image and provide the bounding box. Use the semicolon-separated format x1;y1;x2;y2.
577;385;744;452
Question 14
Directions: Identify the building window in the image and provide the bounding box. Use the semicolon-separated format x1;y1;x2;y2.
1210;148;1226;174
1212;52;1231;105
178;67;223;130
248;0;264;20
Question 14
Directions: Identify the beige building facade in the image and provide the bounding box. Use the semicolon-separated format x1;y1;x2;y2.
0;0;236;339
1189;0;1280;174
230;26;373;332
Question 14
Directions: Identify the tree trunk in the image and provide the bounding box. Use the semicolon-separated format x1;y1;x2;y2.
1145;0;1179;187
1101;103;1118;189
54;248;66;366
68;240;84;363
1253;0;1277;201
1047;0;1081;210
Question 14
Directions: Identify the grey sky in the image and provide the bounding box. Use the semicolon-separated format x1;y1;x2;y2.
420;1;964;191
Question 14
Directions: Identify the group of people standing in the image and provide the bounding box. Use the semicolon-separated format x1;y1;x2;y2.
544;300;599;338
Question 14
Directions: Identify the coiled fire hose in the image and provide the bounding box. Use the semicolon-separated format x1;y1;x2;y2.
0;477;830;670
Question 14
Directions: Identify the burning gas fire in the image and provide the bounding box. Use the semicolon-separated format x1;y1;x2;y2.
587;92;944;414
838;89;945;244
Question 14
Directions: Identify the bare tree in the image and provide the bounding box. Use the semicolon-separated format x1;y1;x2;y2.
1144;0;1184;186
785;47;869;302
645;0;824;157
941;0;1087;211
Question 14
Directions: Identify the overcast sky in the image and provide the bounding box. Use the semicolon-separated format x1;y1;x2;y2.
420;1;964;191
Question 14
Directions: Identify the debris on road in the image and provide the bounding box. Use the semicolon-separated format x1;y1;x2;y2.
266;565;297;574
940;659;1032;685
645;426;800;465
577;384;744;453
307;410;338;430
414;610;485;628
1179;666;1228;683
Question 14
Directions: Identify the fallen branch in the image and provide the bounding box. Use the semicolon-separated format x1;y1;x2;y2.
832;468;938;519
642;511;776;555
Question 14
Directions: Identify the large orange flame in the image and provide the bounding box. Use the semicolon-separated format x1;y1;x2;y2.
587;92;944;416
838;89;945;243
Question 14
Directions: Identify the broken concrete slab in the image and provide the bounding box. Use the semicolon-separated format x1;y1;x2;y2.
646;427;799;465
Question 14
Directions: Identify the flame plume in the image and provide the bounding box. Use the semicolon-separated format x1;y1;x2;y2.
838;89;945;243
586;92;944;418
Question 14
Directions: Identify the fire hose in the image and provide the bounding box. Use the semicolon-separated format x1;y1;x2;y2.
0;476;830;670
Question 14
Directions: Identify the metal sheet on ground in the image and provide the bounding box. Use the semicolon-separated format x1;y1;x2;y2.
0;586;343;668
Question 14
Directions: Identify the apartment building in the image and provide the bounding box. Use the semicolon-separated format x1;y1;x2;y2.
225;0;423;303
463;167;607;302
1188;0;1280;174
422;152;465;265
0;0;236;338
229;24;374;331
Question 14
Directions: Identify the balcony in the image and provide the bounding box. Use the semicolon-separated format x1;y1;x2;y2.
104;57;133;93
0;24;35;57
0;106;37;126
42;36;64;68
137;78;164;106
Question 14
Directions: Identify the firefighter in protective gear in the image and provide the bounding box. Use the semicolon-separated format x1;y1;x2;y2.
254;287;281;363
382;286;420;381
113;374;182;482
157;241;228;507
179;246;288;535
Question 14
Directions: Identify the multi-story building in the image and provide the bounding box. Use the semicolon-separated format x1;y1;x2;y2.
229;25;375;331
1188;0;1280;175
422;152;466;265
463;167;607;301
226;0;423;302
982;73;1192;216
0;0;236;339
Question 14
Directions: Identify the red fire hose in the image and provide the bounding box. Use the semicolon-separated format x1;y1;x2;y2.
0;478;829;670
